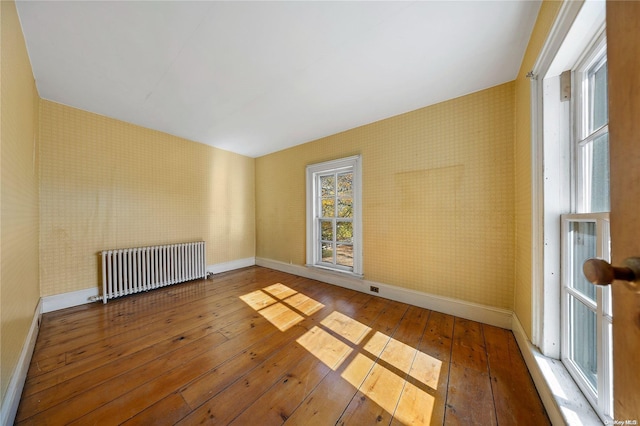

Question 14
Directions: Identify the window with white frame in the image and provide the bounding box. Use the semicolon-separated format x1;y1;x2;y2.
561;34;612;418
533;1;612;422
306;156;362;276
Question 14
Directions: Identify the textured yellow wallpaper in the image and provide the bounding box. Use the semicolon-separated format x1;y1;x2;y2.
514;0;562;339
39;101;255;297
257;82;516;310
1;0;41;401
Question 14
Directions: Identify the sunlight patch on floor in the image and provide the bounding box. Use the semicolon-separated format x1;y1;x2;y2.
304;324;438;424
297;325;352;369
378;337;417;373
358;362;407;414
336;333;439;423
240;283;438;423
283;292;324;316
363;331;391;356
320;311;371;345
341;353;376;389
255;302;304;332
393;380;436;425
408;351;441;390
239;290;278;310
262;282;298;299
240;283;325;332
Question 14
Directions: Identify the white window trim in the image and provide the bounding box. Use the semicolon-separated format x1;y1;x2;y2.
305;155;362;277
530;0;586;357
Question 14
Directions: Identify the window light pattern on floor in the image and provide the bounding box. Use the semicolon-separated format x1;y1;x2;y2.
240;283;441;425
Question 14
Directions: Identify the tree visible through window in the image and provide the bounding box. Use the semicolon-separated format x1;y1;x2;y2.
319;171;354;268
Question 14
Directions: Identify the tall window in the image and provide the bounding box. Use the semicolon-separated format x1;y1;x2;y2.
561;35;612;418
306;156;362;276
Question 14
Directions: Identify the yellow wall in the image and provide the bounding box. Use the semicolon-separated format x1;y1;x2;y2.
1;0;41;400
257;82;516;309
39;101;256;296
513;1;562;339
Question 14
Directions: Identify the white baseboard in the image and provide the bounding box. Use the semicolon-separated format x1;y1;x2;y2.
1;300;42;426
42;287;100;313
256;257;513;329
206;257;256;275
39;258;257;313
511;314;602;425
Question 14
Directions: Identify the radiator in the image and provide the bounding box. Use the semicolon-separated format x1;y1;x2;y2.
100;241;206;303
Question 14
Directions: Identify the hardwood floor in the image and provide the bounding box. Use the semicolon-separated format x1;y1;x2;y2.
16;266;549;425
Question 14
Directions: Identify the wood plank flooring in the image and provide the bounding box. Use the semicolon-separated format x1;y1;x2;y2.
16;266;549;425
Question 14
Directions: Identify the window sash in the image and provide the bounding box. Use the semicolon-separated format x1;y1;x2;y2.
574;38;609;215
561;213;612;415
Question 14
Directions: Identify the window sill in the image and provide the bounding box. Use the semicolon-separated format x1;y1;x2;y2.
305;264;363;280
513;317;608;425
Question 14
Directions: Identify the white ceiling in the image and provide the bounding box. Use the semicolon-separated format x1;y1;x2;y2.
16;1;541;158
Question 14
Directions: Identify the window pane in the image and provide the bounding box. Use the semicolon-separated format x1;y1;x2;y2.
569;221;597;301
336;244;353;267
570;296;598;391
336;221;353;243
337;198;353;218
337;172;353;197
322;198;335;217
320;220;333;241
590;132;610;213
591;61;608;132
320;175;335;197
321;243;334;263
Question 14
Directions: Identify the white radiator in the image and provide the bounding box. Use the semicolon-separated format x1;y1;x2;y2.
100;241;206;303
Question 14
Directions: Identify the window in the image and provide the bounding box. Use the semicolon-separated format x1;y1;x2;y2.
561;35;612;418
306;156;362;276
532;1;611;422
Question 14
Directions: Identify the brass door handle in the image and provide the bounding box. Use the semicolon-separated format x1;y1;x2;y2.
583;257;640;287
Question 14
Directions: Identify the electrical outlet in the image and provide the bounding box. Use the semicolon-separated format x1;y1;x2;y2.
370;286;379;293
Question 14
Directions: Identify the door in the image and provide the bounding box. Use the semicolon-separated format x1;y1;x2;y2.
607;1;640;418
